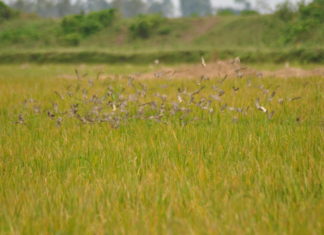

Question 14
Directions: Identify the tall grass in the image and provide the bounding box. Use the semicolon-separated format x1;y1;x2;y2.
0;64;323;234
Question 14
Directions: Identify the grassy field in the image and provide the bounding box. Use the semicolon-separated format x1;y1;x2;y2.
1;47;324;64
2;10;324;64
0;64;323;234
1;13;323;50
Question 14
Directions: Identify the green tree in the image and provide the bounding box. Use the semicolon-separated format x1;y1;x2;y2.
279;0;324;43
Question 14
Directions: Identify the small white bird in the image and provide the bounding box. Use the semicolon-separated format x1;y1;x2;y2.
201;57;207;68
177;95;183;103
255;98;267;113
234;57;240;64
112;103;117;112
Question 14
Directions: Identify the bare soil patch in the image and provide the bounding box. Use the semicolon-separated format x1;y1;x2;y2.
57;59;324;80
139;60;324;79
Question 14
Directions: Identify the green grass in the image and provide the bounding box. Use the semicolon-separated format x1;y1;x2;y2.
0;18;60;48
0;64;323;234
1;13;324;64
1;13;324;50
1;47;324;64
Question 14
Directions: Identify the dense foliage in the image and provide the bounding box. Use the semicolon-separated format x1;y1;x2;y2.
129;14;168;39
276;0;324;43
61;9;117;45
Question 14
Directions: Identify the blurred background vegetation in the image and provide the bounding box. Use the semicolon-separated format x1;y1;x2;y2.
0;0;324;63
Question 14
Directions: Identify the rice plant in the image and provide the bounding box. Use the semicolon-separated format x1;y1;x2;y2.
0;63;323;234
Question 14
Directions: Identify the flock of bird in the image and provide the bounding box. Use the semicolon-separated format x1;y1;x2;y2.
16;59;302;128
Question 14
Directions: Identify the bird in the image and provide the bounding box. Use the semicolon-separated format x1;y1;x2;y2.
255;98;267;113
201;57;207;68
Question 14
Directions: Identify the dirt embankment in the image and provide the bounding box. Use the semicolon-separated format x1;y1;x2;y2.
57;58;324;80
138;59;324;79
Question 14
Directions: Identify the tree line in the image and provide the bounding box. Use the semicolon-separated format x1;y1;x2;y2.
5;0;253;18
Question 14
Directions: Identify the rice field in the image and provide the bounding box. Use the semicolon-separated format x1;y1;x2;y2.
0;64;323;234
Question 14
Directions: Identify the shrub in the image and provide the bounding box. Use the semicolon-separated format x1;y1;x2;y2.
87;9;116;27
279;0;324;43
275;1;296;21
63;33;81;46
129;14;165;39
0;24;40;43
298;0;324;23
157;26;171;35
240;10;259;16
79;18;103;36
217;9;238;16
61;9;116;38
